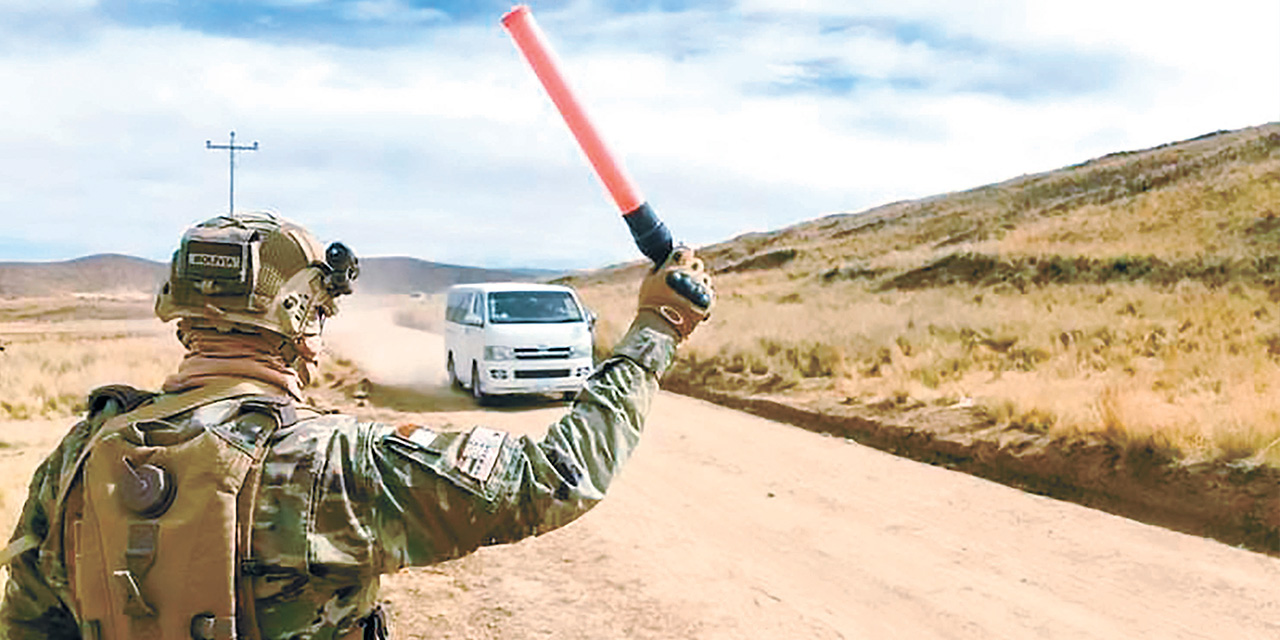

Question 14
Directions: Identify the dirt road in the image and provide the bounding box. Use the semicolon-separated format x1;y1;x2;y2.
321;309;1280;639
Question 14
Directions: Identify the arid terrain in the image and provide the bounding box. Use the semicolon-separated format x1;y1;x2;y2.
564;124;1280;553
3;123;1280;635
3;304;1278;638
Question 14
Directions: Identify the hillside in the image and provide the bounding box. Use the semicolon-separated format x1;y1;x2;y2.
568;121;1280;435
568;124;1280;288
563;123;1280;552
0;254;553;298
0;254;165;297
709;124;1280;283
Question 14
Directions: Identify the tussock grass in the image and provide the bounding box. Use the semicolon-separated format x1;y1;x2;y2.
0;318;363;421
572;125;1280;468
1000;155;1280;260
668;279;1280;466
0;295;154;323
0;325;182;419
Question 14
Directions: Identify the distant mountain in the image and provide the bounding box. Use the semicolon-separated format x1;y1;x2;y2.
0;254;166;297
0;254;559;298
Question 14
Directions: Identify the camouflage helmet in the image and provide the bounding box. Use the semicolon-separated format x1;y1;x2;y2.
155;211;358;339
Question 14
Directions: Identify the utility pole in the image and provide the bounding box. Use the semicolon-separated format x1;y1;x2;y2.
205;131;259;214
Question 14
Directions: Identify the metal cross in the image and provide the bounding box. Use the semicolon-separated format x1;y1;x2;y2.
205;131;259;214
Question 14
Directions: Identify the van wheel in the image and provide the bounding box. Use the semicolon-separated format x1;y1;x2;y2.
447;354;461;390
471;362;490;406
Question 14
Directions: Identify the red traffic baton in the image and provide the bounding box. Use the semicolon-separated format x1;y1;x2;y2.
501;4;673;267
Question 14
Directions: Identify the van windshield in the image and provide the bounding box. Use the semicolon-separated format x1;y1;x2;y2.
488;291;583;324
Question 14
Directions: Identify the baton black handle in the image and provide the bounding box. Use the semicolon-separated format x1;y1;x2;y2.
623;203;673;267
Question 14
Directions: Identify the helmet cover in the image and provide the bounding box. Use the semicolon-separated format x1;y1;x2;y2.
155;211;358;339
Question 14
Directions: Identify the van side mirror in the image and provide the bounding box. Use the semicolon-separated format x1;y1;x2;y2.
464;312;483;327
587;310;598;330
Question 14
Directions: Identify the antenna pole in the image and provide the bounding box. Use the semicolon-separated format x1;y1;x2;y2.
205;131;259;213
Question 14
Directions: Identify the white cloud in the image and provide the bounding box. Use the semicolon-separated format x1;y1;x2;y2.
0;1;1276;269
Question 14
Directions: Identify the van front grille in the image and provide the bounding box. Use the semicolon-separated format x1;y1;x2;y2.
515;369;570;379
514;347;571;360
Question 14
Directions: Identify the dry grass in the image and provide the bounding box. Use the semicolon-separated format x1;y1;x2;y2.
0;294;155;323
1000;156;1280;259
0;320;183;419
655;278;1280;466
0;293;437;422
572;125;1280;468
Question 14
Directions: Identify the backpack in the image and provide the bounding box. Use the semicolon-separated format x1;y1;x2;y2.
53;380;296;640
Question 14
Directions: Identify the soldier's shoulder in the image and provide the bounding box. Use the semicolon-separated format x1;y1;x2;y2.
77;383;160;440
272;406;381;449
85;384;159;418
24;384;158;489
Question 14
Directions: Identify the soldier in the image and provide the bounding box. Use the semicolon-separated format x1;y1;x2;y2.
0;211;713;639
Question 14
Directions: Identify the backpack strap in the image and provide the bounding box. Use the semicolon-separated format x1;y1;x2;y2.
0;533;40;566
233;395;301;640
86;385;158;418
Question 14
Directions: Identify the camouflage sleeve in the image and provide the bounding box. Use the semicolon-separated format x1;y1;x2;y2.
365;316;678;570
0;423;88;639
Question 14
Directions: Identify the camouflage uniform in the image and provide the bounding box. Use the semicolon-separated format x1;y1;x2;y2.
0;320;676;639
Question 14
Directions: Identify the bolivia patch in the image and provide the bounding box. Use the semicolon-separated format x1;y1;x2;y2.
458;427;507;482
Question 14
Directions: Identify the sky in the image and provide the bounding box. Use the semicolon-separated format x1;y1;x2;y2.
0;1;1277;270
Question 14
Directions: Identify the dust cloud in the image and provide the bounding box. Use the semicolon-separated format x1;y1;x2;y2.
323;298;447;389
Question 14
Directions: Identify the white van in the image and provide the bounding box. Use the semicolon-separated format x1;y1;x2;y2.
444;282;596;403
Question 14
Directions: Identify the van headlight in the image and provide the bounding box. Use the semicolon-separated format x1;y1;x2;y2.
485;346;515;361
569;343;592;359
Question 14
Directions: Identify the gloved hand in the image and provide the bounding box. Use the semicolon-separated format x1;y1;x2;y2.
638;247;714;341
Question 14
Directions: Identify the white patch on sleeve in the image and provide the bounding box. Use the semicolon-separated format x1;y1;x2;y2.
408;427;437;449
458;427;507;482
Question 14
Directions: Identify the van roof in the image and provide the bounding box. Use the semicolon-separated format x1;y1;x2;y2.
446;281;575;294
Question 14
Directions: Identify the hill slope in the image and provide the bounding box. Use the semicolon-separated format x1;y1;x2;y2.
570;121;1280;414
569;124;1280;287
0;254;165;297
716;124;1280;283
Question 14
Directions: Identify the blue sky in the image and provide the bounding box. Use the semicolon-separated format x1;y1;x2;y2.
1;1;1277;270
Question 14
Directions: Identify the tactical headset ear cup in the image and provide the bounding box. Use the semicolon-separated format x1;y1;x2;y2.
323;242;360;296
